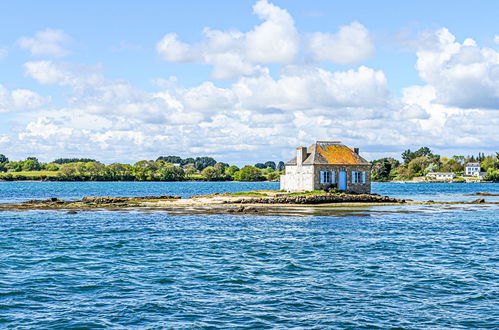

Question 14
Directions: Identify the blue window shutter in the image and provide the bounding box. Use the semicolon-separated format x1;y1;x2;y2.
331;171;335;184
352;171;355;183
320;171;324;184
362;171;366;184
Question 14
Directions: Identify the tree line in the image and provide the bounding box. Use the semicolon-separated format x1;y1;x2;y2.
371;147;499;182
0;154;285;182
2;148;498;182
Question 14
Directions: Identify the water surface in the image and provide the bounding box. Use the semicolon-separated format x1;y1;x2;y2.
0;182;498;328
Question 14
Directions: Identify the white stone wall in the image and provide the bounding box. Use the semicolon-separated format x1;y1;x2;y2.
281;164;371;193
280;165;315;191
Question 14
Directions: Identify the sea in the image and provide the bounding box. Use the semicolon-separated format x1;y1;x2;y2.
0;182;498;328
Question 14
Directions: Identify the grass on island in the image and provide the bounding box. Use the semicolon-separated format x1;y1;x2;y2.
229;191;269;197
0;170;59;180
197;190;339;199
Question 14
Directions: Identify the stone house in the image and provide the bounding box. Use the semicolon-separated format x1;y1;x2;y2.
280;141;371;193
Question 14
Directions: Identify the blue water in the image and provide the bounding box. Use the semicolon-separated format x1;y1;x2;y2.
1;182;498;328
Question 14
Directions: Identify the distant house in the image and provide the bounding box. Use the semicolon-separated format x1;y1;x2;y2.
280;141;371;193
426;172;456;181
465;162;481;176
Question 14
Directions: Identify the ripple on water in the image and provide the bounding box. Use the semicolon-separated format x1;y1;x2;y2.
0;197;498;328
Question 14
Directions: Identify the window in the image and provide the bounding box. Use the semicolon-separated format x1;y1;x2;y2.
320;171;331;184
352;171;365;184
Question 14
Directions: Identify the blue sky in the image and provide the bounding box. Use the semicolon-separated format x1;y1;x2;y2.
0;0;498;164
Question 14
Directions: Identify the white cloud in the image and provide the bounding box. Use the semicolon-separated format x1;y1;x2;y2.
245;0;299;63
5;22;499;163
24;61;104;87
18;29;71;57
414;28;499;109
494;35;499;45
308;22;375;64
156;33;198;62
233;65;389;110
0;84;48;113
156;1;375;79
156;0;299;79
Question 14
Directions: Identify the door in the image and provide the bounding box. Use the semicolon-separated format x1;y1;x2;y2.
339;171;347;190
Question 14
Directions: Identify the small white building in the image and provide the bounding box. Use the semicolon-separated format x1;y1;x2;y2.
465;162;480;176
426;172;456;180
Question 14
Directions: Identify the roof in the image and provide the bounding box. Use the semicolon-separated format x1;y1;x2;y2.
466;162;480;166
286;141;370;166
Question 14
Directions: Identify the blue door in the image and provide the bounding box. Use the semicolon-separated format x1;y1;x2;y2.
339;171;347;190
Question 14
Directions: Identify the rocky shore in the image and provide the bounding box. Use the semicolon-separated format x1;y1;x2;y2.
0;190;496;216
232;193;404;204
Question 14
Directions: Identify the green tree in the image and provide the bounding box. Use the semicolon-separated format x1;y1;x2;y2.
22;159;42;171
53;158;97;164
371;158;399;181
277;161;285;172
264;161;276;170
267;172;280;181
184;164;198;177
156;164;185;181
484;169;499;182
225;165;239;178
440;157;464;173
481;155;499;171
0;154;8;163
156;155;183;164
194;157;217;171
45;163;60;171
201;166;217;180
407;156;430;176
234;166;265;181
5;161;22;172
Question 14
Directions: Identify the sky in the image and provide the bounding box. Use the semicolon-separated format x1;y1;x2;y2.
0;0;498;165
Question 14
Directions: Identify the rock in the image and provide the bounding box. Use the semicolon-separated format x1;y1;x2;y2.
472;198;485;204
66;210;77;214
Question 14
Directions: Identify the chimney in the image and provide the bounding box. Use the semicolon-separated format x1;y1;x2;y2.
353;148;359;154
296;147;307;165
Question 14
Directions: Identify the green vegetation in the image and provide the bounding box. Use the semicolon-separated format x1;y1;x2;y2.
233;166;266;181
0;170;59;181
229;191;269;197
2;148;497;183
0;154;284;182
53;158;97;164
371;148;499;182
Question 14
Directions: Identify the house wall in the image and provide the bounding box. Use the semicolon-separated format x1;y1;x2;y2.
466;166;480;176
312;164;371;194
281;164;371;193
280;164;315;191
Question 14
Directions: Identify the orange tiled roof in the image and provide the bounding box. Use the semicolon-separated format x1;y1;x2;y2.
287;141;370;165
